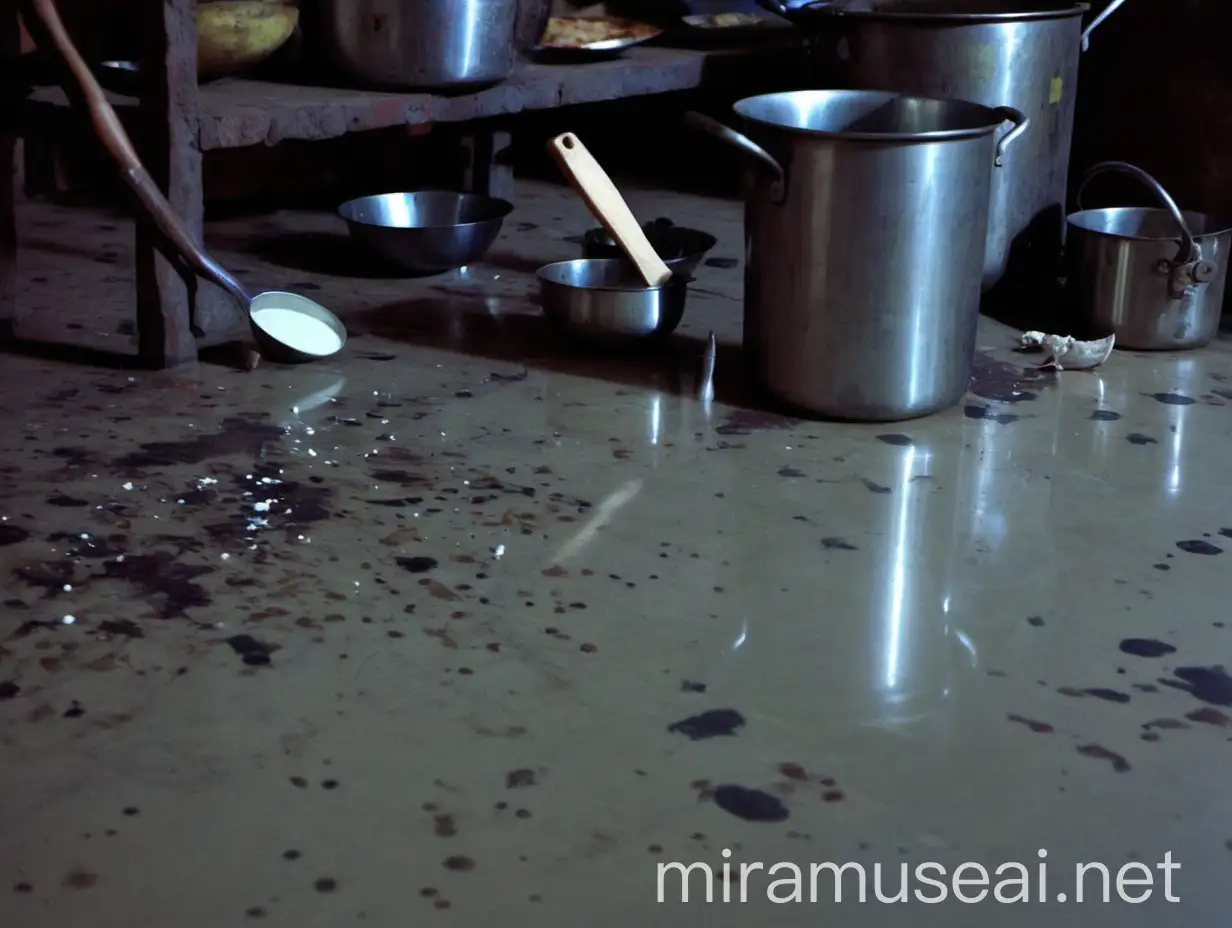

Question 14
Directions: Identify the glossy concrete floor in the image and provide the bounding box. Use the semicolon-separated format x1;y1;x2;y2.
1;180;1230;926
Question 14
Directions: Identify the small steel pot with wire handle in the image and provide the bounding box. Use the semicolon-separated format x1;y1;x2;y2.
1066;161;1231;351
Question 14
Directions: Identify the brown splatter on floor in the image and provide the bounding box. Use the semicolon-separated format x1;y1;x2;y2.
433;814;457;837
61;869;97;890
506;769;536;788
1076;744;1132;773
1008;714;1055;733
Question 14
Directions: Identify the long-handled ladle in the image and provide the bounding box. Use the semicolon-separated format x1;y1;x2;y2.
26;0;347;364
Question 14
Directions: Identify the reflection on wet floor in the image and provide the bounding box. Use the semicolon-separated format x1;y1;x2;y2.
1;181;1231;926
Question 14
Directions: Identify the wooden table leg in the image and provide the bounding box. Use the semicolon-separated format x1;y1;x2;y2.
0;0;19;339
460;126;515;203
134;0;202;369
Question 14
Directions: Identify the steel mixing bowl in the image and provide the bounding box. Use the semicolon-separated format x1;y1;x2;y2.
538;258;688;345
338;191;514;274
581;222;718;276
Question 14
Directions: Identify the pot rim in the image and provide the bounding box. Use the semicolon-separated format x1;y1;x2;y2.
337;191;514;232
810;1;1089;25
1067;206;1232;242
734;89;1012;142
537;258;685;294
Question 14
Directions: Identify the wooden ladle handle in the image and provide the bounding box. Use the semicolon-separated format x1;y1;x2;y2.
548;132;672;288
24;0;250;306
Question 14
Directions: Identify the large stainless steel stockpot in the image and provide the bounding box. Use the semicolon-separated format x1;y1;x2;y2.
688;89;1027;421
763;0;1130;297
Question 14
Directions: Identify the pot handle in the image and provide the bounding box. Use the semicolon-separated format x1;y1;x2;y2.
1081;0;1129;51
1077;161;1217;296
683;111;786;202
992;106;1029;168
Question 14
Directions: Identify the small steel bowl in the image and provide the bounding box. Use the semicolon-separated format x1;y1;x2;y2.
338;191;513;274
538;258;688;345
581;222;717;276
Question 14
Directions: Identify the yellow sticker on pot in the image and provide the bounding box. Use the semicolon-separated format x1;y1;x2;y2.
1049;76;1063;104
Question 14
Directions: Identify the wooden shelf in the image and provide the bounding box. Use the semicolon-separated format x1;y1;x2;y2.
27;42;801;151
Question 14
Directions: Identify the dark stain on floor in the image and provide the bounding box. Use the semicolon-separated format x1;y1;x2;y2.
1160;666;1232;706
876;434;913;446
716;410;797;436
225;634;277;666
0;526;31;546
711;785;789;822
1008;714;1054;733
1120;638;1176;658
1177;540;1223;556
1146;393;1196;406
200;467;334;549
1186;707;1230;727
101;552;215;619
1126;433;1158;445
433;814;457;837
821;537;858;551
860;478;892;494
505;768;536;788
969;353;1053;403
1090;410;1122;421
46;493;88;507
1077;744;1131;772
99;619;144;639
1084;688;1131;703
667;709;746;740
396;556;439;573
964;405;1019;424
112;417;284;469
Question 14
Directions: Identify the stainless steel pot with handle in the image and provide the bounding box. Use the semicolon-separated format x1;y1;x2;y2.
760;0;1130;301
316;0;518;90
687;90;1028;422
1066;162;1231;350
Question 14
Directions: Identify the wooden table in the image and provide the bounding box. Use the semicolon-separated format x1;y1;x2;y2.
5;0;804;369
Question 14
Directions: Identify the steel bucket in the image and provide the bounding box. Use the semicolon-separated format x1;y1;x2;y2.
762;0;1130;299
686;90;1028;421
1065;162;1231;351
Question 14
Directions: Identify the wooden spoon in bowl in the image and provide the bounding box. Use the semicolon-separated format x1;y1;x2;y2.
548;132;673;288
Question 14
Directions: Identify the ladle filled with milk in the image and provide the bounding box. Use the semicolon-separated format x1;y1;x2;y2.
249;293;347;361
29;0;347;365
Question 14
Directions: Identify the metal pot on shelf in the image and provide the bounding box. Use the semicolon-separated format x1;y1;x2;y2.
760;0;1130;299
687;89;1027;422
1066;161;1231;351
514;0;553;50
315;0;519;90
